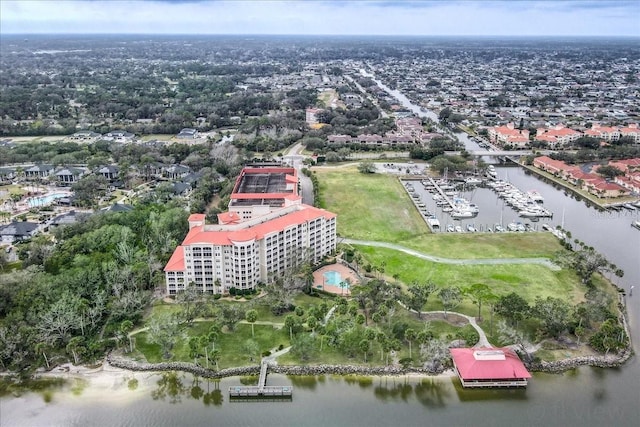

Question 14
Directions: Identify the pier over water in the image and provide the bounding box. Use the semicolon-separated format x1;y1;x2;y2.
229;359;293;400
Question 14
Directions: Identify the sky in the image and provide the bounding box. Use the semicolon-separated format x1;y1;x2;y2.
1;0;639;37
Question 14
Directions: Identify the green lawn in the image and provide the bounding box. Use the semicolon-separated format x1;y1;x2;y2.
354;245;584;308
315;167;563;259
314;167;428;243
135;322;290;368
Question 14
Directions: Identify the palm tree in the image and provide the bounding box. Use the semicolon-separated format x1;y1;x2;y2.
404;328;416;359
245;309;258;338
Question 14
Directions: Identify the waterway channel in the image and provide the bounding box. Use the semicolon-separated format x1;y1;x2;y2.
2;78;639;427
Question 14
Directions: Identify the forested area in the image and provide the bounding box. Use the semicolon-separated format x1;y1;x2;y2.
0;202;189;373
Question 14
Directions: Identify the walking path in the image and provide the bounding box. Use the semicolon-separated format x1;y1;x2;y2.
342;238;560;270
398;301;492;348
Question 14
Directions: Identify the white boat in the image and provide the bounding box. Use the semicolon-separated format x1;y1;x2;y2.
507;222;519;232
466;224;477;232
494;224;505;232
451;210;475;219
447;224;455;232
465;177;483;185
427;216;440;228
527;190;544;203
632;221;640;230
455;225;463;233
442;206;454;212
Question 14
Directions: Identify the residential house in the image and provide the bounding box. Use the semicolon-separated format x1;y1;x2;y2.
535;125;582;147
49;210;89;228
68;131;101;143
533;156;573;177
102;203;134;213
488;123;530;148
24;164;55;180
0;167;16;184
0;221;39;243
608;158;640;174
584;124;620;142
102;130;136;143
171;182;192;197
163;164;191;180
619;124;640;144
584;180;629;198
177;128;198;139
305;108;323;125
55;166;86;186
96;165;120;181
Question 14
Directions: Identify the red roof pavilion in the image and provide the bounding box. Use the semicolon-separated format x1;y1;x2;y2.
450;347;532;388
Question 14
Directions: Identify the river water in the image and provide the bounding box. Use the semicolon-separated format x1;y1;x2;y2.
2;84;640;427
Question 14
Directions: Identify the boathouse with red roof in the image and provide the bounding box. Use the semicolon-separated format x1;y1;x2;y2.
450;348;532;388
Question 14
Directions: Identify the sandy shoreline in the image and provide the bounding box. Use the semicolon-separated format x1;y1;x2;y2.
32;360;457;385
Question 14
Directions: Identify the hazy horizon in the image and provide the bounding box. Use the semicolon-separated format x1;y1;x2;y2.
1;1;638;37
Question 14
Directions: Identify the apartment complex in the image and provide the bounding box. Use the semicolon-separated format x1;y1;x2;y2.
164;167;337;295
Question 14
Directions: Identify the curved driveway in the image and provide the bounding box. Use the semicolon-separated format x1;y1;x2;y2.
342;238;560;270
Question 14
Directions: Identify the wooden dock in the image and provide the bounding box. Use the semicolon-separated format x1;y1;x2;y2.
229;385;293;398
229;359;293;399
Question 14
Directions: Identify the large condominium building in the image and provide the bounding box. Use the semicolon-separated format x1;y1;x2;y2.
228;166;301;221
487;123;530;148
164;167;337;295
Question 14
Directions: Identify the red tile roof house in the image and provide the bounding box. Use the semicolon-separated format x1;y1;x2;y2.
608;158;640;173
450;348;532;388
614;175;640;194
583;180;630;199
533;156;575;178
584;123;620;142
488;123;530;148
535;125;582;148
619;124;640;144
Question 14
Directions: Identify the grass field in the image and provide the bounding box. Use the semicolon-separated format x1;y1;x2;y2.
314;167;428;243
316;167;564;259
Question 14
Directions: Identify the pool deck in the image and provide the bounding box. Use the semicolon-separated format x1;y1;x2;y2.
313;263;360;296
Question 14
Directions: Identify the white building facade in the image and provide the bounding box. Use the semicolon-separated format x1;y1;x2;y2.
164;204;337;295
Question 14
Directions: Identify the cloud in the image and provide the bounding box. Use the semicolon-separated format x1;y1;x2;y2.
0;0;638;36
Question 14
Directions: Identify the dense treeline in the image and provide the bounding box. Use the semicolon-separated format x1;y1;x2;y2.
0;202;189;373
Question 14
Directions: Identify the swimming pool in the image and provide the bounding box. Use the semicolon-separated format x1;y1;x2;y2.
28;193;70;207
323;270;350;288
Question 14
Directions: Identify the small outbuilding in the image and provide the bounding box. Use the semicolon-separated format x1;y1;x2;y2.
450;347;532;388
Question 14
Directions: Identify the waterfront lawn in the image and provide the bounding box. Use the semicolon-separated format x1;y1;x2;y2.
314;167;429;243
354;245;584;310
135;322;290;367
401;232;564;259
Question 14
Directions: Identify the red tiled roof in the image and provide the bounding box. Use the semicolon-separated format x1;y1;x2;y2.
450;347;531;381
188;214;206;222
164;246;185;271
181;205;336;248
218;211;241;224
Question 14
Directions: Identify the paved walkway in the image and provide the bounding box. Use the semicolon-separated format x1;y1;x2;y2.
342;238;560;270
399;302;492;348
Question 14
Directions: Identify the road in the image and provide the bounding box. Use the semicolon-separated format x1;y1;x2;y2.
283;142;314;205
